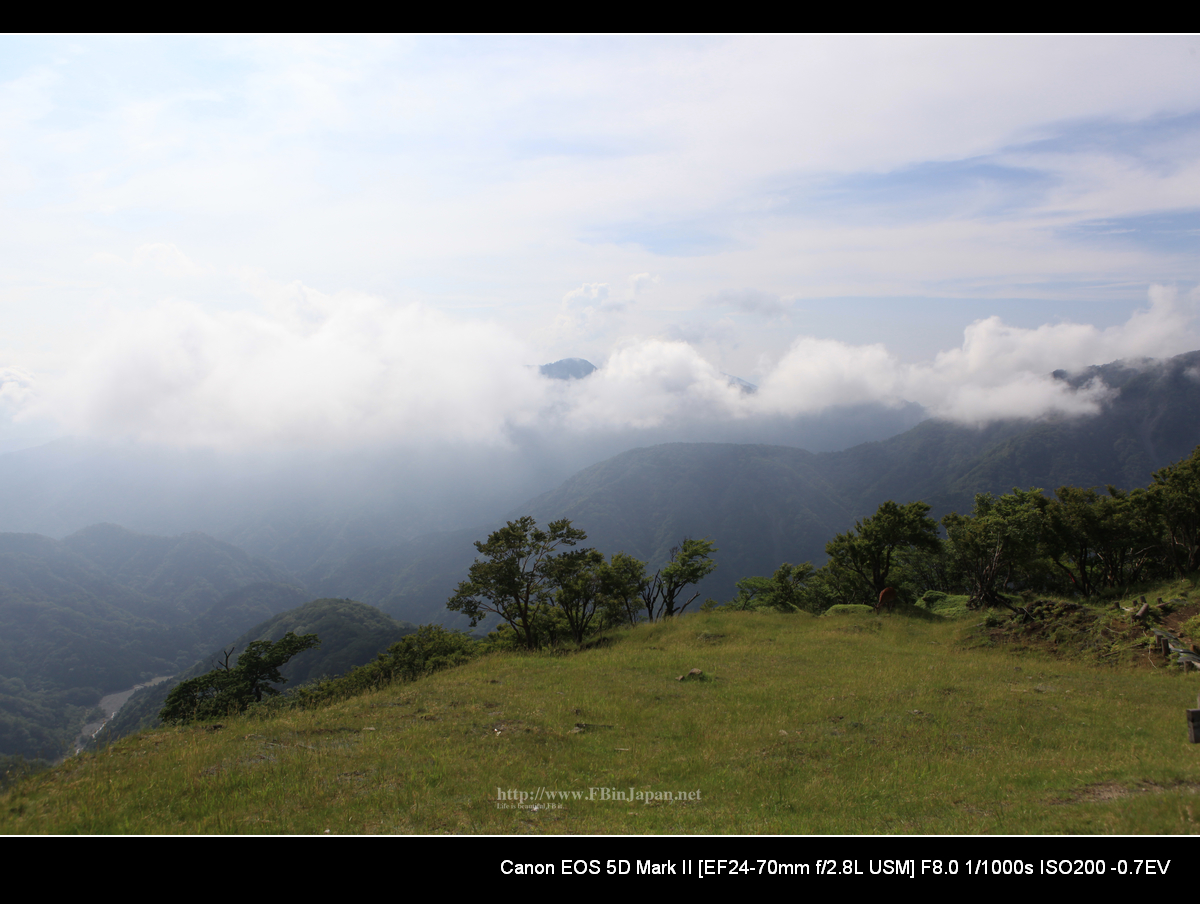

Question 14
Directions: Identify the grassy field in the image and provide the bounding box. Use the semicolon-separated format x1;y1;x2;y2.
3;591;1199;835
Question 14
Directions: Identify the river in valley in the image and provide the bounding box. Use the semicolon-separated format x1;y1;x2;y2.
72;676;173;755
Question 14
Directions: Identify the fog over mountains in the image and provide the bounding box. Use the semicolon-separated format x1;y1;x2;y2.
4;351;1199;610
303;350;1200;624
2;349;1199;759
0;358;929;570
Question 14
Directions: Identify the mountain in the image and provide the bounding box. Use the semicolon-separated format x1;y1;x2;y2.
59;523;297;625
6;350;1200;758
306;527;485;630
538;357;597;380
0;524;307;759
0;406;928;570
813;350;1200;519
220;597;416;686
523;443;852;601
309;350;1200;621
94;598;416;746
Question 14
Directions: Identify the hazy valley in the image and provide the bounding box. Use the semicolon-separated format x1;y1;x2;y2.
2;350;1199;766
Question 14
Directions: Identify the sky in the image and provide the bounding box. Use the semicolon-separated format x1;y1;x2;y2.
2;35;1200;454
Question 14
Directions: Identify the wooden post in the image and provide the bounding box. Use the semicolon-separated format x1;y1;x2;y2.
1189;709;1200;744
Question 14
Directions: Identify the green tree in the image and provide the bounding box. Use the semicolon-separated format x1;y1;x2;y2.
802;562;867;612
1044;485;1159;596
727;562;815;612
1043;485;1105;598
942;488;1048;609
159;631;320;725
446;516;587;649
825;500;941;601
599;551;651;627
378;625;479;682
549;547;608;644
642;538;718;621
892;538;959;596
1146;446;1200;578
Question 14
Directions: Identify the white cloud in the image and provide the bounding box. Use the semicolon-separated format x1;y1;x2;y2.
754;284;1197;424
629;272;657;297
0;366;36;411
708;288;789;317
29;288;547;449
3;38;1200;453
562;282;609;307
131;243;205;278
559;339;743;430
5;284;1196;449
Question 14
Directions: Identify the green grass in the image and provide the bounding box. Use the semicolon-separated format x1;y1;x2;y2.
3;597;1199;834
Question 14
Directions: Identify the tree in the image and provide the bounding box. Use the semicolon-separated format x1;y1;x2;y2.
1146;446;1200;578
942;488;1048;609
825;500;941;601
599;551;650;627
159;631;320;725
548;547;608;644
1043;485;1159;596
1043;485;1105;598
802;562;866;612
727;562;815;612
446;516;588;649
642;538;718;621
378;625;479;683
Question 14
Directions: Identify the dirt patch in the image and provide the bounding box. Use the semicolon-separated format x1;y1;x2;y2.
1054;779;1200;804
1163;600;1200;640
294;726;359;736
486;720;541;735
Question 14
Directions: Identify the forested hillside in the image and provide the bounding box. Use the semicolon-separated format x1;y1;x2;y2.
815;351;1200;518
0;525;306;759
96;598;416;746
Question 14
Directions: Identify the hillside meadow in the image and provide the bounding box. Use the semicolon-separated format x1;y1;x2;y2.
3;587;1199;835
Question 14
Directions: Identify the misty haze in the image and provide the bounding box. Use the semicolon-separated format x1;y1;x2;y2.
2;35;1200;838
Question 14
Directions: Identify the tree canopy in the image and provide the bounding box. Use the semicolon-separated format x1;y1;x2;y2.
446;517;588;649
159;631;320;725
942;488;1048;610
825;500;941;601
642;538;719;621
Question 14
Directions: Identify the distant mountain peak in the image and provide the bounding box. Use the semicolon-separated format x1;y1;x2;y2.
538;358;597;380
723;373;757;394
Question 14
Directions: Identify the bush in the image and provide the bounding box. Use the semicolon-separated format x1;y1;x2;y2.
918;593;973;618
279;625;481;711
1180;615;1200;642
823;604;876;617
383;625;479;681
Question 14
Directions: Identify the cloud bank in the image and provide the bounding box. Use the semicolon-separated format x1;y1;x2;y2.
9;284;1195;450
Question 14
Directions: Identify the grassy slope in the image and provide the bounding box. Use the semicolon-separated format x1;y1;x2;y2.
4;587;1199;835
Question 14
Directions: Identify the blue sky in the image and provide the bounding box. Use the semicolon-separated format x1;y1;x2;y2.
2;35;1199;452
